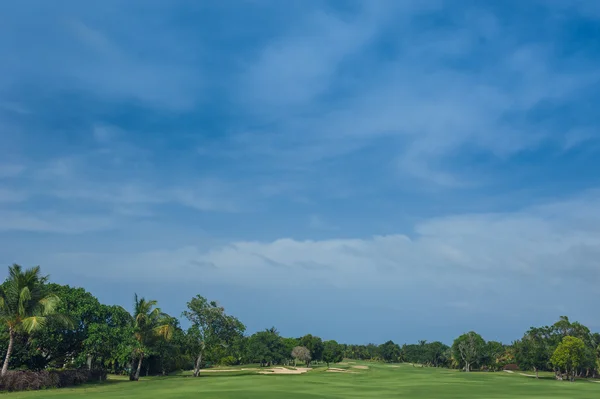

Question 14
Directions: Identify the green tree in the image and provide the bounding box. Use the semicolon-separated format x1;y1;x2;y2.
247;327;286;366
299;334;324;363
182;295;245;377
452;332;485;372
514;327;550;378
379;340;401;363
484;341;505;371
0;265;71;376
83;304;134;373
322;340;343;367
130;295;173;381
551;336;585;382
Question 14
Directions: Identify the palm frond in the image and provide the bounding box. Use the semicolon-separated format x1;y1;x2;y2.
21;316;47;333
18;286;31;316
39;294;61;316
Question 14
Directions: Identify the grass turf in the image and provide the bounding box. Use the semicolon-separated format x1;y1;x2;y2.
5;363;600;398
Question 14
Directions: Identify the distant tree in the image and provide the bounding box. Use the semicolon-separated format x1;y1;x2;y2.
0;265;71;376
484;341;505;371
291;346;311;367
452;332;485;372
282;338;300;365
130;295;173;381
379;340;401;363
182;295;245;377
247;328;286;366
299;334;324;363
514;328;550;378
322;340;343;367
551;336;586;382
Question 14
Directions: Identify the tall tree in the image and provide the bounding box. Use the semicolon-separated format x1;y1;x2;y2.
130;295;173;381
182;295;245;377
452;332;485;372
0;265;70;376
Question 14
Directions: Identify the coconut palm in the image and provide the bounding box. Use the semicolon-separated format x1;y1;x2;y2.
0;264;70;376
130;294;173;381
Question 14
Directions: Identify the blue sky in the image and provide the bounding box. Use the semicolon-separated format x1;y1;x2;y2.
1;0;600;345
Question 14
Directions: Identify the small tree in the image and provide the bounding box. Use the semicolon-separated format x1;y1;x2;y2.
291;346;311;367
322;340;343;368
551;336;585;382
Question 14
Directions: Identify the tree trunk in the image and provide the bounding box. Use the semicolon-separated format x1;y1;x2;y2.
1;329;15;376
87;354;93;370
133;354;144;381
193;353;202;377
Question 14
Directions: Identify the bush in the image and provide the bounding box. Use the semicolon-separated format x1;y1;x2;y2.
0;369;106;392
219;356;237;366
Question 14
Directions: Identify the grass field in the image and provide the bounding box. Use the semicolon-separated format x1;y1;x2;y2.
5;363;600;398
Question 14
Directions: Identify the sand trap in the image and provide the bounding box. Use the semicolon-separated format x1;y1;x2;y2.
202;369;245;372
326;368;356;373
352;365;369;370
519;373;536;377
389;365;400;368
259;367;310;375
503;370;515;374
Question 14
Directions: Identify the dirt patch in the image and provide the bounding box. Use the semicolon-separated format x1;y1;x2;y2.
259;367;310;375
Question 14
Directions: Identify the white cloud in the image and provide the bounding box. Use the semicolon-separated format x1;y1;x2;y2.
0;210;114;234
47;191;600;292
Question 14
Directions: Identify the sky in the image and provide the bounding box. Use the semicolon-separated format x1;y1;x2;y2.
1;0;600;345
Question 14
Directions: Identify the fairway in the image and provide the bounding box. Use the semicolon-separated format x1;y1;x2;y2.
6;363;599;399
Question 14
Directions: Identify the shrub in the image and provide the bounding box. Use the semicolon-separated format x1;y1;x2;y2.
219;356;237;366
0;369;106;392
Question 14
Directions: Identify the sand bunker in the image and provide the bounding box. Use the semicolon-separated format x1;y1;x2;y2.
326;368;356;373
389;365;400;368
202;369;245;373
259;367;310;375
519;373;536;377
352;365;369;370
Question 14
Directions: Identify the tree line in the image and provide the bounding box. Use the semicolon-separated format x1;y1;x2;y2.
0;265;597;382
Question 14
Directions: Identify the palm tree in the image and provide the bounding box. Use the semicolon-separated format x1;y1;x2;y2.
0;264;70;376
130;294;173;381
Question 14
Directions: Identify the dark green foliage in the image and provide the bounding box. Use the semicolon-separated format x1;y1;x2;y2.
299;334;324;362
379;340;401;363
322;340;343;366
0;368;106;392
247;328;287;366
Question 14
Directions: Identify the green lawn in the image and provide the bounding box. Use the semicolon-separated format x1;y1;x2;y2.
5;363;600;398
